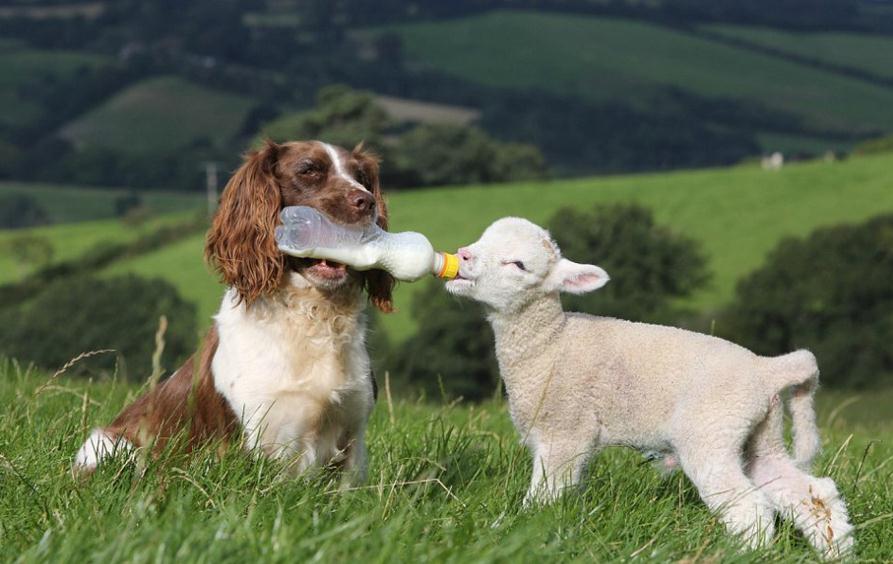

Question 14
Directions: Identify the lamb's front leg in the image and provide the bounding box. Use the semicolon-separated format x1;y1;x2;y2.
338;434;368;489
523;440;592;506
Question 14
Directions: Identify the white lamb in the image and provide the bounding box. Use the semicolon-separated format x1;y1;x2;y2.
446;217;854;558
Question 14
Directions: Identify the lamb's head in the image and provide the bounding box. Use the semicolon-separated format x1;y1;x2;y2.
446;217;609;312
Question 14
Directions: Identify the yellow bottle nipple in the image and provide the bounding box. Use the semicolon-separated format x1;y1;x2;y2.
436;252;460;279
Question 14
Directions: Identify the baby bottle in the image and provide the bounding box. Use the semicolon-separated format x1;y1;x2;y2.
275;206;459;281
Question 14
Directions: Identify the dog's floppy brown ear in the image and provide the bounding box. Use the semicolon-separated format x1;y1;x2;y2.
354;145;394;313
206;141;284;304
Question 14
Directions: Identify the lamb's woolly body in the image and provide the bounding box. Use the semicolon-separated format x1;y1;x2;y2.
213;273;373;475
452;217;853;559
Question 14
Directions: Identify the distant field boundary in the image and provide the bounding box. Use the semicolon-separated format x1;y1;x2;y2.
689;26;893;89
0;214;207;310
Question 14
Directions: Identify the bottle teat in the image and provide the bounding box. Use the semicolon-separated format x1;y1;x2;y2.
435;252;460;279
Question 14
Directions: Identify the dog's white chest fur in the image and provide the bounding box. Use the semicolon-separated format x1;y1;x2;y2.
212;276;373;471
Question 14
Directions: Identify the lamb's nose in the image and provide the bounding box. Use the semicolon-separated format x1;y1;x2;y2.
349;190;375;213
457;247;473;261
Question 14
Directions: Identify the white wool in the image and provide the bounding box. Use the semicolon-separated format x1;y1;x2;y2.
447;217;853;559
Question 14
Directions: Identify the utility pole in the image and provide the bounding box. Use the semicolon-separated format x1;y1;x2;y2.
204;161;219;217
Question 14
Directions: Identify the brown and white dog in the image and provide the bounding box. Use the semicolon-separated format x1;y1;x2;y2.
73;140;393;481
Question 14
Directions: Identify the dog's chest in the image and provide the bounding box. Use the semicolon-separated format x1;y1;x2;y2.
211;288;371;452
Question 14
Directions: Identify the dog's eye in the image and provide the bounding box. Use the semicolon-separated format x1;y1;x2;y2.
356;170;370;186
297;161;321;176
503;260;526;271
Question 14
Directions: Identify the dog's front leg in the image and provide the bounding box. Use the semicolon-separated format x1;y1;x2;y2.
337;433;368;489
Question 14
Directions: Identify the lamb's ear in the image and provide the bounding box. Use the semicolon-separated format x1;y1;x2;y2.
544;259;609;294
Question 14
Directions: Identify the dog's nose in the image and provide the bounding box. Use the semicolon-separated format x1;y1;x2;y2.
457;247;473;262
349;190;375;214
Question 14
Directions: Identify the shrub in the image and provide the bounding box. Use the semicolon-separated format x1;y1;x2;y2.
547;203;710;324
0;275;197;379
390;281;498;402
0;194;50;229
720;214;893;388
392;123;545;187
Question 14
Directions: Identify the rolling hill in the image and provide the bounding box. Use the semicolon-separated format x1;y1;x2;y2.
386;11;893;150
80;151;893;341
59;76;254;156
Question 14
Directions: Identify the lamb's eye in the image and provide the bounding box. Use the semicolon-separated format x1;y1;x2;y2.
503;260;526;271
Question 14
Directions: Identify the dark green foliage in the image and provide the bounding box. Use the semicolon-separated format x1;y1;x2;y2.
720;214;893;388
547;203;710;323
392;124;545;187
113;191;143;217
0;194;50;229
0;274;197;378
391;281;498;401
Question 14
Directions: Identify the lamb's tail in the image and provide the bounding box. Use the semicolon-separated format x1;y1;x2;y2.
765;349;821;469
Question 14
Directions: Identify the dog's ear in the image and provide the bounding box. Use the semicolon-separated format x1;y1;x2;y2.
206;140;284;304
354;145;394;313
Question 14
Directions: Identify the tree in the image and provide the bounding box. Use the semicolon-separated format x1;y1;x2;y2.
392;124;545;187
720;214;893;388
547;203;710;323
0;194;50;229
0;275;197;379
390;281;498;402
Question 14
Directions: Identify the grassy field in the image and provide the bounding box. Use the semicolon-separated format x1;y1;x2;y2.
0;362;890;561
85;152;893;341
0;182;204;224
704;24;893;80
0;43;110;128
59;76;254;156
386;11;893;137
0;211;200;285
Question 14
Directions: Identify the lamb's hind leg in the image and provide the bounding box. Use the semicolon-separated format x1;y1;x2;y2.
746;401;854;559
675;436;775;548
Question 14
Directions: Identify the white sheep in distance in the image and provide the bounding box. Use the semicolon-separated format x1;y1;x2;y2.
446;217;853;558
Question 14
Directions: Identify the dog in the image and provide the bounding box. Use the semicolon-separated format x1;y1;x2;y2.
73;140;393;482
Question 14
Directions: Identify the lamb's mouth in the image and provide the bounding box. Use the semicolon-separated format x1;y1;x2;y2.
445;274;474;293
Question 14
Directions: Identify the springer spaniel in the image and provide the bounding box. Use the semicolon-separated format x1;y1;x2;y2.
73;140;394;481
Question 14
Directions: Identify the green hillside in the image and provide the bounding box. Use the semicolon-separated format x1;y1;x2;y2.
388;11;893;141
91;152;893;341
705;24;893;80
0;42;110;128
0;182;204;224
59;76;254;156
0;212;199;285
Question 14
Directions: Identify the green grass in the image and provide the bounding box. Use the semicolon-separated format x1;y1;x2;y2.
59;76;254;156
0;182;204;224
0;212;199;284
0;43;110;128
0;362;890;561
387;11;893;136
705;24;893;80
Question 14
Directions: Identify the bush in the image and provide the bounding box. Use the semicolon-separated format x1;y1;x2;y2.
0;275;197;379
392;124;545;187
720;214;893;388
0;194;50;229
547;203;710;323
390;281;498;402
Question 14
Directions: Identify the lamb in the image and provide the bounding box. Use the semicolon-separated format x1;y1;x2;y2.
445;217;854;558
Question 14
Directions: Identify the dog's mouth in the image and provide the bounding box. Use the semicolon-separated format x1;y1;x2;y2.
305;258;349;281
